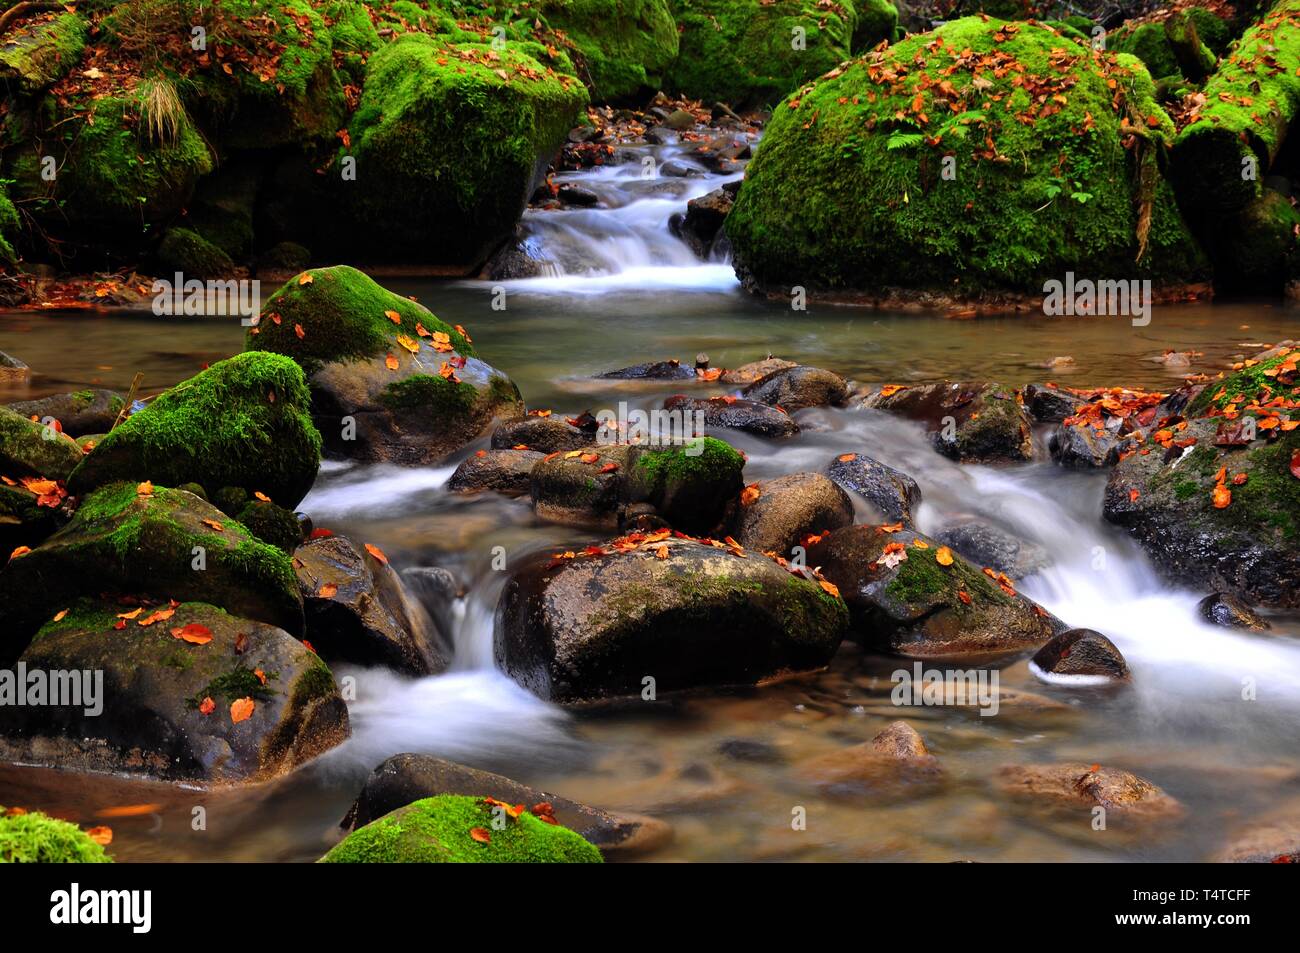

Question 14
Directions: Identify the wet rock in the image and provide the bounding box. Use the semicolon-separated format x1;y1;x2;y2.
234;499;305;553
670;187;734;258
862;381;1033;463
248;266;521;466
67;352;321;508
825;451;922;524
797;721;943;798
0;351;30;383
596;359;698;380
1022;383;1088;423
1213;818;1300;863
491;415;595;453
1049;420;1131;468
323;794;602;863
447;448;544;496
401;566;460;653
1197;592;1270;630
717;738;783;763
495;537;848;703
1030;629;1130;683
732;472;854;556
5;389;124;438
529;437;745;535
557;183;600;207
0;483;304;658
720;357;798;386
996;763;1184;821
663;394;797;438
1104;350;1300;608
0;406;85;481
658;159;701;178
664;109;696;130
0;482;65;551
293;536;448;675
742;365;849;412
341;753;671;859
0;599;348;783
935;522;1050;581
257;240;312;274
806;524;1059;659
482;240;550;280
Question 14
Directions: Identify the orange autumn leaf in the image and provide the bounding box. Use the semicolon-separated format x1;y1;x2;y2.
1213;466;1227;485
136;480;153;496
819;579;840;598
385;352;399;371
1129;488;1140;503
85;826;113;846
137;608;175;627
654;544;669;559
837;453;857;462
53;608;69;622
396;334;420;355
8;545;31;562
318;583;338;598
21;477;58;496
740;484;762;505
1291;449;1300;480
94;803;163;818
298;273;314;286
879;384;906;397
455;324;472;343
579;452;600;464
878;522;904;533
957;589;972;605
598;462;619;473
1232;472;1248;486
469;827;491;844
253;669;267;685
935;546;954;566
116;607;143;620
198;696;216;715
230;697;255;724
294;323;305;340
1212;484;1232;509
364;543;388;564
384;309;401;324
254;491;271;502
170;623;213;645
201;518;224;531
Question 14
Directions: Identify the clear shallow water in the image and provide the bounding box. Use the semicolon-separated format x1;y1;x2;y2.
2;149;1300;863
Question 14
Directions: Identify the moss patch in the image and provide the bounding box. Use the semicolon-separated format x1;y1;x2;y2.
0;809;112;863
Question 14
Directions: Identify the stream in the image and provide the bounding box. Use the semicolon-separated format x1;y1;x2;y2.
2;139;1299;863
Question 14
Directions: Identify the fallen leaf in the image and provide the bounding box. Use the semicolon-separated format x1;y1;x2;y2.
1232;472;1248;486
199;696;216;715
53;608;69;622
469;827;491;844
1129;488;1140;503
385;352;399;371
202;518;224;531
837;453;857;462
85;826;113;846
1212;484;1232;509
580;452;600;464
294;323;305;340
230;697;255;724
957;590;972;605
299;273;314;286
318;583;338;598
136;481;153;496
364;543;388;564
935;546;954;566
384;309;401;324
654;544;669;559
741;484;762;505
170;623;213;645
819;579;840;598
116;607;143;620
879;384;906;397
7;546;31;562
598;462;619;473
137;608;175;627
1292;449;1300;480
254;491;271;503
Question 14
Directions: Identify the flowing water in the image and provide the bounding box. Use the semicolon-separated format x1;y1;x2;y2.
2;141;1299;862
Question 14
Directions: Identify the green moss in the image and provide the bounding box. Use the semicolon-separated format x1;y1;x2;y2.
668;0;860;107
634;436;745;488
0;406;85;480
188;662;280;710
379;374;479;415
0;809;112;863
320;794;602;863
68;352;321;506
854;0;898;49
543;0;679;101
339;32;587;265
1187;352;1298;417
0;12;88;93
885;543;1010;607
1109;22;1180;80
1174;479;1199;500
0;183;18;265
290;653;337;707
156;227;235;279
234;500;303;552
248;265;472;374
727;17;1206;295
773;575;849;640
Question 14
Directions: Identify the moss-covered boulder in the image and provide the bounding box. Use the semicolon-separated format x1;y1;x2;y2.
338;32;587;268
1104;346;1300;607
5;389;124;438
854;0;899;49
495;536;848;702
234;498;305;552
0;184;19;266
543;0;679;102
0;11;87;94
862;381;1034;462
806;524;1060;658
67;352;321;508
0;482;64;551
0;808;112;863
155;227;236;280
668;0;861;108
0;406;85;480
0;483;304;656
1170;1;1300;222
321;794;602;863
0;599;348;783
294;534;449;675
529;437;746;533
728;17;1207;296
248;267;520;464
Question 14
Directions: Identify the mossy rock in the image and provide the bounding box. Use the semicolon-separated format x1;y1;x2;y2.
1108;22;1182;80
542;0;679;102
863;381;1033;462
1;599;348;782
338;32;588;268
0;482;305;655
0;406;85;480
5;388;125;438
10;91;213;242
0;482;63;552
1210;189;1300;293
854;0;899;49
68;352;321;507
258;240;311;273
236;499;304;552
247;265;473;374
529;437;746;534
1105;347;1300;608
0;183;18;265
321;794;602;862
155;227;236;279
496;538;848;702
806;524;1061;657
248;266;521;464
0;808;111;863
0;12;87;94
727;17;1207;296
668;0;860;108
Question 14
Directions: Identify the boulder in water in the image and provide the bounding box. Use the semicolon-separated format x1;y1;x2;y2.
862;381;1033;462
797;720;944;798
5;389;124;438
492;414;597;453
1197;592;1270;630
0;406;85;482
1030;628;1130;683
935;522;1050;581
997;762;1184;822
448;449;545;496
825;451;921;524
742;365;849;412
731;472;854;556
664;394;797;438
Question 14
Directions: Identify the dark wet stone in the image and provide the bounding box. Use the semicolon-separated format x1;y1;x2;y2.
935;522;1050;581
596;359;697;380
862;381;1033;463
825;451;922;524
491;414;594;454
1030;628;1129;682
742;365;849;412
447;448;544;496
663;394;797;438
1022;383;1087;423
732;472;854;556
717;739;783;763
1049;421;1129;468
1197;592;1270;630
5;389;125;438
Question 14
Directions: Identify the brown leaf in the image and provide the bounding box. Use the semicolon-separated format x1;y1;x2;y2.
230;697;255;724
469;826;491;844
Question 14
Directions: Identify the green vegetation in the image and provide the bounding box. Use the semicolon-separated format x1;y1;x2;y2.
0;809;112;863
727;17;1206;295
543;0;679;101
320;795;603;862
